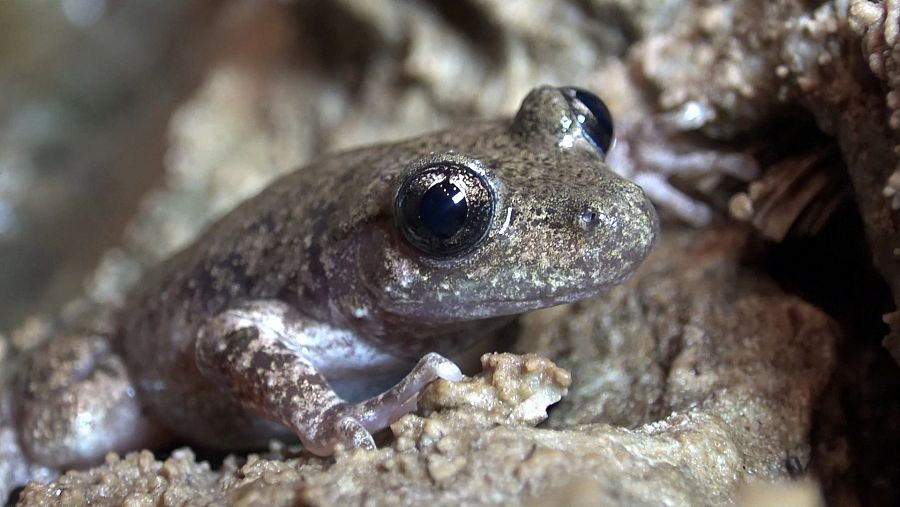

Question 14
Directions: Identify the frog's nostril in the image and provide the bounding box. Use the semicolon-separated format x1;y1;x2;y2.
579;207;602;232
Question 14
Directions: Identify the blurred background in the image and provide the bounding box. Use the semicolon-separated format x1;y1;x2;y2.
0;0;212;330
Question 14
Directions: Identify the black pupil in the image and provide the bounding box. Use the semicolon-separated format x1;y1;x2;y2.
419;178;467;239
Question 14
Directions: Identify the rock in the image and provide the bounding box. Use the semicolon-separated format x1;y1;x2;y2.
629;0;900;369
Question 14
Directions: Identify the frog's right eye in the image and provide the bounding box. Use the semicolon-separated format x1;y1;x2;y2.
560;87;615;156
394;162;495;259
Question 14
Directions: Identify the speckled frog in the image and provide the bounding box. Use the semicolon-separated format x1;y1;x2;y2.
10;86;657;470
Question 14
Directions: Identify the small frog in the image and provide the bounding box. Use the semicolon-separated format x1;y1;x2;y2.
6;86;657;483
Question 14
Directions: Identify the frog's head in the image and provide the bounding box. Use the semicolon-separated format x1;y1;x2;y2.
364;86;657;323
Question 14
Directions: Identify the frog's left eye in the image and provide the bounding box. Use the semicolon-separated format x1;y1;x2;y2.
395;162;495;259
561;87;615;156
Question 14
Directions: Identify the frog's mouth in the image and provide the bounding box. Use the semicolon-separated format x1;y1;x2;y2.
360;232;655;322
484;286;611;309
361;276;621;324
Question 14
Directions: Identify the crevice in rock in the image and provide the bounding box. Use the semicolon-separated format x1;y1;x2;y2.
761;151;899;506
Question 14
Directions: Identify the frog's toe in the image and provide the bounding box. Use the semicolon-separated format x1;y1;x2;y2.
421;352;464;382
334;415;376;451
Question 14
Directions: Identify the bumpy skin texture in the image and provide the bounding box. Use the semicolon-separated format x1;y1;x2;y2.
13;87;657;468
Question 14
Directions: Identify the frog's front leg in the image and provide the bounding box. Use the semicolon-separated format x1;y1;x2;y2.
195;300;463;456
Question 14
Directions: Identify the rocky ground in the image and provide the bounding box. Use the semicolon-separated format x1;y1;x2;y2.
3;0;900;505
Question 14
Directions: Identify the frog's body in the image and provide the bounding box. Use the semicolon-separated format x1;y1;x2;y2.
7;86;657;484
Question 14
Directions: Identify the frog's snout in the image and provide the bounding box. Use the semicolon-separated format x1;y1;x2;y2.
628;189;659;249
577;181;658;280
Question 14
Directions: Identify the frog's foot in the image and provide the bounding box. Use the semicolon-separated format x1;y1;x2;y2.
305;353;461;454
300;353;462;455
343;352;462;432
12;332;169;469
195;300;463;456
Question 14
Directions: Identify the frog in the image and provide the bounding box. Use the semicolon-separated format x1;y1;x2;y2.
3;85;657;493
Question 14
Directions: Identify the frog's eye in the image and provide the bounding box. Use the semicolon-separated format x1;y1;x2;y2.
395;162;495;258
561;87;615;156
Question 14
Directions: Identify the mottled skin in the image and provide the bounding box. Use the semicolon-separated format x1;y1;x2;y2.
9;87;657;475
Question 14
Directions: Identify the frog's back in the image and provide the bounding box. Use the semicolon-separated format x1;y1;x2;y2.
116;154;376;444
